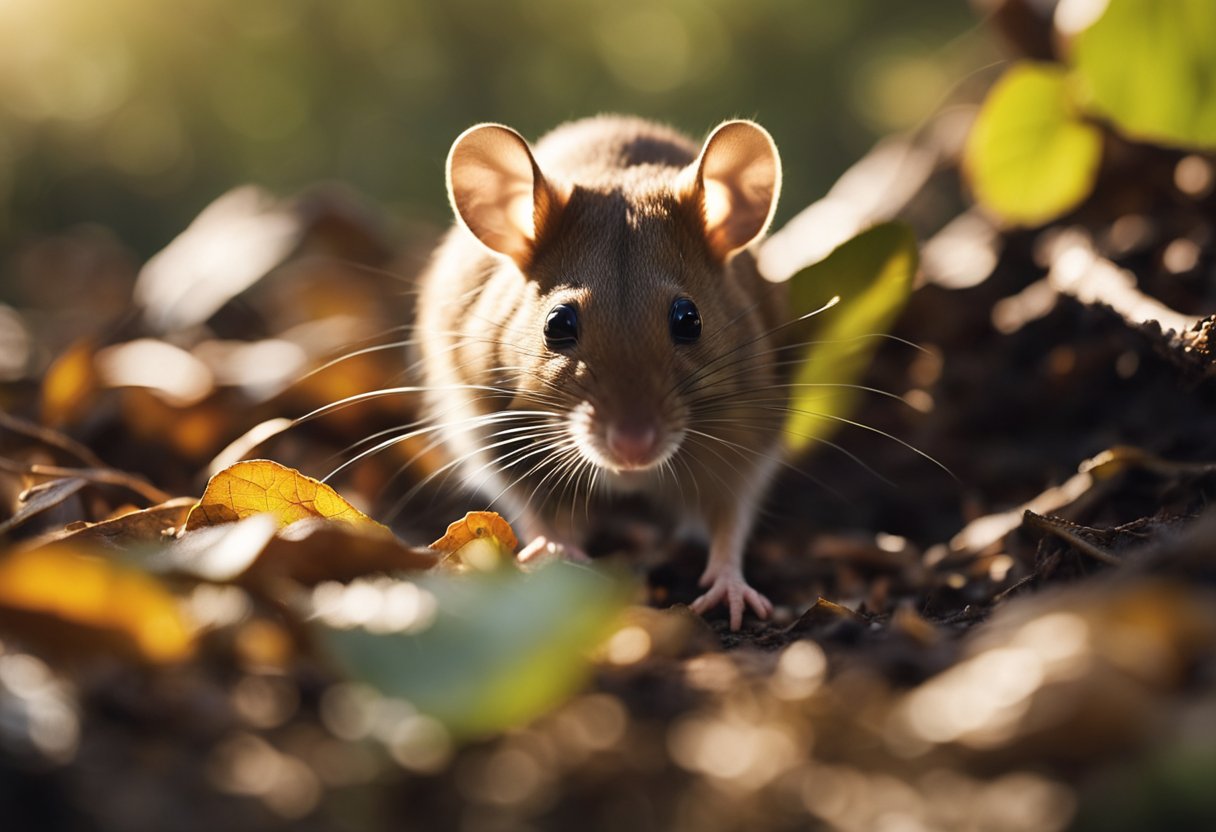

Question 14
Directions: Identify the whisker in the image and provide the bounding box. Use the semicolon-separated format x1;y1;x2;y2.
749;405;957;480
326;412;558;483
692;416;896;488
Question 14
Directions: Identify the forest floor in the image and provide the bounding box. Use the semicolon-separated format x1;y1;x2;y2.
2;121;1215;832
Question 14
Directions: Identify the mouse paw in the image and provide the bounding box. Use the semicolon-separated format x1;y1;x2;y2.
517;535;591;566
690;563;773;632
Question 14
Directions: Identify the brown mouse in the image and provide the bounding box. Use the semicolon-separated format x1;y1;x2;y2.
415;115;787;630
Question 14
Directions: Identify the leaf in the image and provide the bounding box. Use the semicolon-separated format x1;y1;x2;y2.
185;459;388;533
134;186;304;332
161;515;437;585
40;339;100;428
0;544;194;663
0;478;87;537
429;511;518;571
159;514;281;583
32;496;195;550
964;62;1104;226
95;339;215;407
1067;0;1216;149
783;222;918;455
265;519;437;583
319;561;628;739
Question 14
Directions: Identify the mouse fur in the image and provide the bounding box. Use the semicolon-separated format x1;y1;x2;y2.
415;114;789;630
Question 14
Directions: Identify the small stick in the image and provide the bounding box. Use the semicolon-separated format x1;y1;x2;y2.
1022;510;1122;566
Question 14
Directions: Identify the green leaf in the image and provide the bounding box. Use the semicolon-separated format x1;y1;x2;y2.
964;62;1103;226
319;561;628;740
1069;0;1216;150
783;222;917;455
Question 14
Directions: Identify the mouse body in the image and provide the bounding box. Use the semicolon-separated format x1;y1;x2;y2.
415;115;788;629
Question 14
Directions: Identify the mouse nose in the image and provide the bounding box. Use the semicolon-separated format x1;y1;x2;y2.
606;422;659;467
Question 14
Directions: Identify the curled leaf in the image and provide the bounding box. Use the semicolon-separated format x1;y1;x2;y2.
0;478;87;537
185;459;387;533
429;511;519;571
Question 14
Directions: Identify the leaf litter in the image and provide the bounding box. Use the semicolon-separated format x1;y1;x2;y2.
3;6;1216;831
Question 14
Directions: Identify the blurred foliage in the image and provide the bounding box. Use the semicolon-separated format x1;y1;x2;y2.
1070;0;1216;149
965;0;1216;226
964;63;1102;225
324;560;629;739
782;222;917;454
0;0;978;272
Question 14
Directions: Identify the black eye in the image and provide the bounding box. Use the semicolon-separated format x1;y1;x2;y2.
669;297;701;344
544;303;579;350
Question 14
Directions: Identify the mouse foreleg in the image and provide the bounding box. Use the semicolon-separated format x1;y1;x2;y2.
687;453;778;630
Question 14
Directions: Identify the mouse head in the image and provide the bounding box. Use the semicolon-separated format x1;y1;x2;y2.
446;119;781;475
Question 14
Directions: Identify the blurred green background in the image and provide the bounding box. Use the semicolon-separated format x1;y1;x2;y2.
0;0;985;275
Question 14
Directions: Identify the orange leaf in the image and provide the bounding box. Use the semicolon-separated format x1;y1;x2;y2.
429;511;518;571
0;545;194;663
185;459;388;533
41;339;99;428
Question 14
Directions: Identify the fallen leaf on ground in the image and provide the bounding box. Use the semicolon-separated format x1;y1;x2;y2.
429;511;518;571
0;544;194;662
185;459;387;533
0;477;87;536
161;515;436;585
29;496;195;550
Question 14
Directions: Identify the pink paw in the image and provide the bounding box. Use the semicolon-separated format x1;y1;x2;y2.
517;535;591;566
690;563;773;631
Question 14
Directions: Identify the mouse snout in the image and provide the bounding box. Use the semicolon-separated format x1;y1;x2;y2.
568;396;682;474
605;421;659;468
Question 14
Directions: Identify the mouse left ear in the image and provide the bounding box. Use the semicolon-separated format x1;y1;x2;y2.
447;123;564;267
681;120;782;260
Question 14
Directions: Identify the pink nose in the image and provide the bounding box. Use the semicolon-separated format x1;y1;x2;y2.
606;423;659;467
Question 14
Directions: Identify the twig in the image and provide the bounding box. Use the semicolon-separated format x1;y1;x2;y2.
0;457;173;505
0;410;107;469
1022;510;1122;566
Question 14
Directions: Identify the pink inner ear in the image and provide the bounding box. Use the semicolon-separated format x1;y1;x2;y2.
447;125;550;264
701;179;734;242
691;121;782;259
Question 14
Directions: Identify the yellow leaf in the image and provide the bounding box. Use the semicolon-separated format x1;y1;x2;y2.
185;459;388;533
41;339;99;428
0;545;194;663
783;223;918;454
430;511;518;571
964;63;1103;226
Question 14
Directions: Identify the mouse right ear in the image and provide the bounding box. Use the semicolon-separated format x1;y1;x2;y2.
446;124;563;266
680;120;782;261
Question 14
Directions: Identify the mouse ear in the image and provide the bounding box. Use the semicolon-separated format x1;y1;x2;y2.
446;124;563;266
681;120;782;260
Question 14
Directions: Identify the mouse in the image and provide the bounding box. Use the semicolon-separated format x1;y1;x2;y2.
414;115;787;630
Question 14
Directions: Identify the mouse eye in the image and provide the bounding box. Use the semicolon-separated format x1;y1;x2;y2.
669;297;701;344
543;303;579;350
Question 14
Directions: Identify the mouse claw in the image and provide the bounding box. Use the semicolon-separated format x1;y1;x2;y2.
690;564;772;631
518;535;591;566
